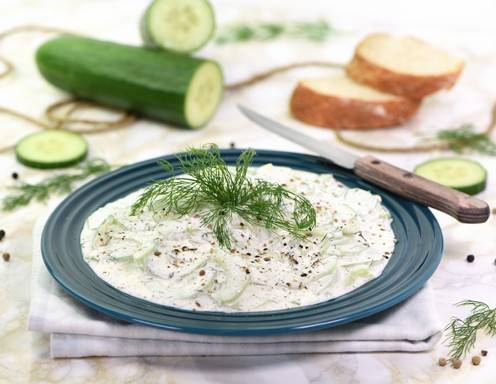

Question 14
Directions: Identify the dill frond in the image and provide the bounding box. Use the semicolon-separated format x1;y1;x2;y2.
2;158;111;211
437;124;496;155
215;20;333;45
131;145;317;248
444;300;496;359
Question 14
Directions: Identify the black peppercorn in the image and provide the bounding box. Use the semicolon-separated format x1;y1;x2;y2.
11;172;18;180
452;358;462;369
466;254;475;263
481;350;488;356
229;142;236;149
0;229;4;241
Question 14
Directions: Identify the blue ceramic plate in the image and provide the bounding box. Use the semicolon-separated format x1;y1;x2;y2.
41;149;443;336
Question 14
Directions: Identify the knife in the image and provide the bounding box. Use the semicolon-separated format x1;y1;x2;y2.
238;105;490;224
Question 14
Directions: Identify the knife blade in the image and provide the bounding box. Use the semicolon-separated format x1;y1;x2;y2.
238;105;490;224
238;105;358;169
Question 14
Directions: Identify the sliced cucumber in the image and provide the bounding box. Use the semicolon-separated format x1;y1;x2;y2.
210;258;250;304
175;255;209;278
414;157;487;195
141;0;215;53
345;268;374;286
15;130;88;169
133;243;157;263
309;259;337;282
93;215;126;248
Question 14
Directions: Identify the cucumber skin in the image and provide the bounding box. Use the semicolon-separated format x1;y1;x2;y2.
457;180;487;196
36;36;222;128
16;150;87;169
140;0;216;53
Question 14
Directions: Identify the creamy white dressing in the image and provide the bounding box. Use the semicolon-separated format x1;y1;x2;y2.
81;164;395;312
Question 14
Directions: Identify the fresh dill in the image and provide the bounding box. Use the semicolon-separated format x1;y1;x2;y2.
131;145;317;248
444;300;496;359
215;20;333;45
2;158;111;211
437;124;496;155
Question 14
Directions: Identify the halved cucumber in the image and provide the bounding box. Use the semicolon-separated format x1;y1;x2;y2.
36;36;224;128
141;0;215;53
414;157;487;195
15;130;88;169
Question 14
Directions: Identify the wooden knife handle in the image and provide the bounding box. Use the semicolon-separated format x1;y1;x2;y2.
354;156;490;223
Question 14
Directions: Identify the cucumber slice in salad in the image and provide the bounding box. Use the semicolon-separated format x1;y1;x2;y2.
414;157;487;195
141;0;215;53
210;256;250;304
16;130;88;169
93;215;125;247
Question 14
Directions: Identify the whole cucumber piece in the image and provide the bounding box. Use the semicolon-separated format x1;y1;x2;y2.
36;36;223;128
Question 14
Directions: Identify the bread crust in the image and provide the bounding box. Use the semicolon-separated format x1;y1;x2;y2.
346;51;464;100
290;82;420;130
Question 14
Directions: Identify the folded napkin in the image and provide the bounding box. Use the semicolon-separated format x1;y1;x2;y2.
28;217;442;358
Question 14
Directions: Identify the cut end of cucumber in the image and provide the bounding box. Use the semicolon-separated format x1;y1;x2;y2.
185;61;223;128
143;0;215;53
16;130;88;169
414;157;487;195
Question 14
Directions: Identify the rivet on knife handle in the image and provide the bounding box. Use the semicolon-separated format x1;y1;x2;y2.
354;156;490;223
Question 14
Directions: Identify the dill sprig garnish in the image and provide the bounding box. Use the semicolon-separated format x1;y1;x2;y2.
444;300;496;359
2;158;111;211
131;145;316;248
215;20;333;45
437;124;496;155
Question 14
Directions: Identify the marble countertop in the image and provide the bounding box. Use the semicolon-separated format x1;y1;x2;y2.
1;0;496;382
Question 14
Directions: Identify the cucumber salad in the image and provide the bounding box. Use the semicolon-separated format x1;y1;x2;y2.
81;164;395;312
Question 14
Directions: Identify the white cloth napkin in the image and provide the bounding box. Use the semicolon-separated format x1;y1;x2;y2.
28;217;443;358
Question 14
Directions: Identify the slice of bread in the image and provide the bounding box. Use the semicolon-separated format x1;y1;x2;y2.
346;33;464;100
290;74;420;130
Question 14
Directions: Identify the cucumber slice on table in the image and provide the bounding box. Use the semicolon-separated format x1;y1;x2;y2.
36;36;223;129
141;0;215;53
414;157;487;195
15;130;88;169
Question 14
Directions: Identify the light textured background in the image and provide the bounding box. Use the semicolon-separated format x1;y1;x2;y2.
1;0;496;383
